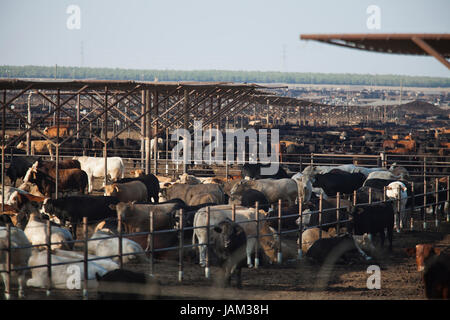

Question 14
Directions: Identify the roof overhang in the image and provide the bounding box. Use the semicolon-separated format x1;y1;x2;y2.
300;33;450;69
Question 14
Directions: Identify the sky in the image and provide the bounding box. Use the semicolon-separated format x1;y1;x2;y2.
0;0;449;77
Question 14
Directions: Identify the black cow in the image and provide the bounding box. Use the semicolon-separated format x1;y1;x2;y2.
305;233;361;264
363;178;397;190
298;197;352;232
423;253;450;299
312;169;366;196
6;156;40;186
210;218;247;288
115;174;160;203
41;196;120;239
95;269;161;300
231;188;270;212
241;163;289;180
266;205;299;231
349;202;394;251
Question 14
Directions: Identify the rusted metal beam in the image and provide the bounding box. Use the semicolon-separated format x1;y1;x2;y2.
412;37;450;69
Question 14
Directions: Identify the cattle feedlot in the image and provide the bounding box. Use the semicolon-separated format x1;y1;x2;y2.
0;81;449;302
1;149;449;301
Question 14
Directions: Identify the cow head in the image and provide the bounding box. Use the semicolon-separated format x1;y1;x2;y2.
213;218;246;253
16;141;26;150
104;184;119;197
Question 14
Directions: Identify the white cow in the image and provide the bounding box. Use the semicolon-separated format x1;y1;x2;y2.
386;181;408;230
24;212;73;251
88;229;148;264
230;178;298;206
290;172;313;202
0;226;32;299
73;156;124;193
27;249;118;290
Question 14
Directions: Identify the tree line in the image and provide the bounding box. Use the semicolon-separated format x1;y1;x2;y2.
0;65;449;88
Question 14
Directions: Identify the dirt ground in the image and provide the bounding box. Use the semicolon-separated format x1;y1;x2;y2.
3;174;450;301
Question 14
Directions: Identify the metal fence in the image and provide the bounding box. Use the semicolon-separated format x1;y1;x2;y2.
1;175;449;299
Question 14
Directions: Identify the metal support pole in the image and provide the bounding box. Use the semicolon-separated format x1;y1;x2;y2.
423;181;427;230
178;209;184;282
297;197;303;260
76;94;80;139
55;89;60;198
1;91;5;212
83;217;88;300
435;178;439;228
117;211;123;269
277;198;282;264
5;224;11;300
410;182;415;231
26;92;32;155
205;206;210;278
336;192;340;234
318;194;323;239
255;201;260;268
103;87;109;188
46;220;52;296
447;176;450;222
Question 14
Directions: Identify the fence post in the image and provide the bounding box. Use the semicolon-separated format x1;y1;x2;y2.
277;198;282;264
254;202;260;269
5;223;11;300
336;192;340;235
148;211;154;276
83;217;88;300
297;197;303;260
423;181;427;230
205;206;210;278
46;220;52;297
435;178;440;228
225;158;228;181
447;176;450;222
117;212;123;269
410;182;415;231
396;185;401;232
318;194;323;239
232;203;236;222
178;209;184;283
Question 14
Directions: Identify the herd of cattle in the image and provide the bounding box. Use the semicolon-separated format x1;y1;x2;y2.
0;152;449;299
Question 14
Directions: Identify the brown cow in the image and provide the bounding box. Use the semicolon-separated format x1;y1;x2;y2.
16;140;54;160
104;181;148;203
406;244;450;299
43;125;70;137
24;162;88;197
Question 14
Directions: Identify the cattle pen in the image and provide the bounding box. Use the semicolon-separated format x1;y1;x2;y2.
0;172;449;300
1;78;450;300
